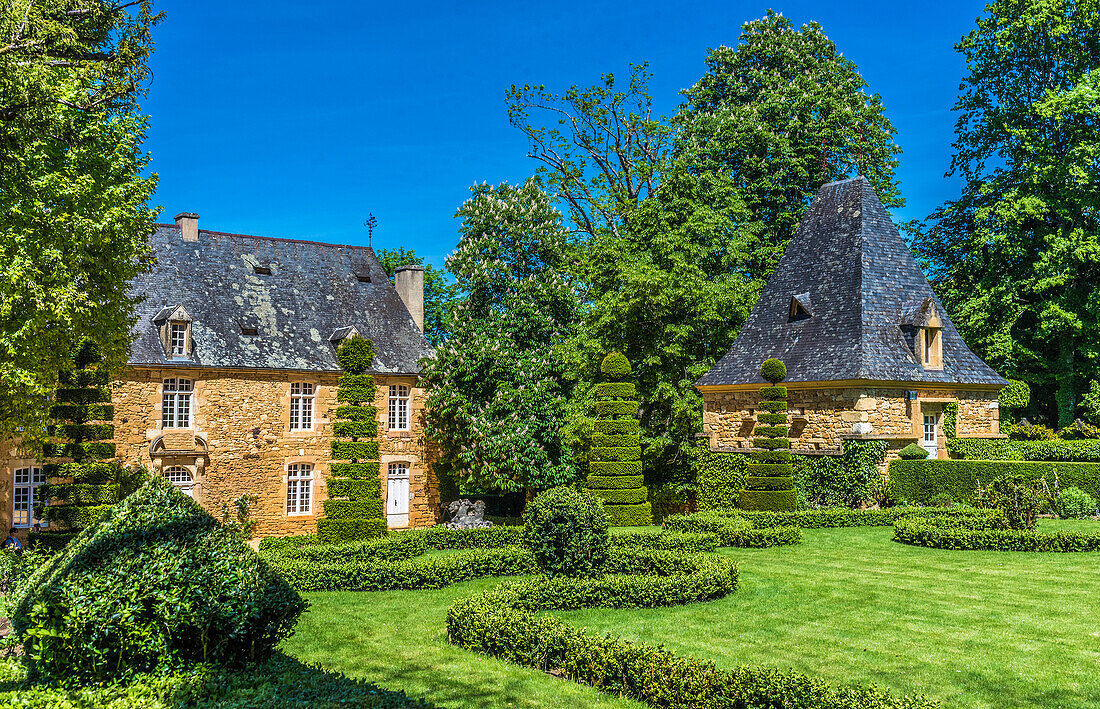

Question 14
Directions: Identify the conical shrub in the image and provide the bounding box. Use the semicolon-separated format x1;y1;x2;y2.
583;352;652;526
738;358;797;511
317;335;387;543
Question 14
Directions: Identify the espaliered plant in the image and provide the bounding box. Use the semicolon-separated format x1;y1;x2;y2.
317;335;387;543
738;358;797;511
36;342;128;547
584;352;652;526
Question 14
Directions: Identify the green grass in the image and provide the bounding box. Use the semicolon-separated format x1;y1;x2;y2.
283;520;1100;708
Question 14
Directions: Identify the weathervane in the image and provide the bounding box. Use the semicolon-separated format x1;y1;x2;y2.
364;213;378;246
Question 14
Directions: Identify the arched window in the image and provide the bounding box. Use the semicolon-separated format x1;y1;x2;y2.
162;466;194;497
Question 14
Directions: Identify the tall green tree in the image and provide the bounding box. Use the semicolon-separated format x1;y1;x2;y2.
676;9;903;260
420;180;579;495
375;247;458;346
1;0;161;438
914;0;1100;427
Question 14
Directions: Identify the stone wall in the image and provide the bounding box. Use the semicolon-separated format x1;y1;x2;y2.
107;366;439;537
701;384;1000;464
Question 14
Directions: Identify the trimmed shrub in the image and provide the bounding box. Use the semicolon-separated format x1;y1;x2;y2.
319;335;386;544
420;525;524;550
11;478;305;682
1053;486;1096;519
947;437;1100;462
888;459;1100;506
739;362;796;511
663;511;802;548
999;379;1030;410
523;486;609;577
735;507;1000;529
1009;421;1057;440
38;342;132;534
894;515;1100;552
583;352;651;525
898;443;929;459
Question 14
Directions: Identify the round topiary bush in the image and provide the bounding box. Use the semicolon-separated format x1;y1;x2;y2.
738;359;796;511
523;486;610;577
600;351;632;381
1054;486;1096;519
759;358;787;385
11;477;305;682
898;443;930;460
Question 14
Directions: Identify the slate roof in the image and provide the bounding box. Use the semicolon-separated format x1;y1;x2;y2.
696;177;1006;388
128;224;432;374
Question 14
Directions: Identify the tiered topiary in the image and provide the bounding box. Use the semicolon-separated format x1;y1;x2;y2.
584;352;652;527
317;335;387;544
36;341;131;548
738;358;797;511
12;477;305;682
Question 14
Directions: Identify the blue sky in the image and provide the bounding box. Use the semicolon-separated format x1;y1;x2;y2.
144;1;985;269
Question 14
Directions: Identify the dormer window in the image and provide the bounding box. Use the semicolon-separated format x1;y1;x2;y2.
899;297;943;370
154;305;193;360
920;325;943;370
788;293;812;322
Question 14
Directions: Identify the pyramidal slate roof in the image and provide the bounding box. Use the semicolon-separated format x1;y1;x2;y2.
696;177;1006;389
128;224;432;374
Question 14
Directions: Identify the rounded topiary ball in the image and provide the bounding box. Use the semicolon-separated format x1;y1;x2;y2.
523;486;610;578
760;358;787;384
898;443;930;460
337;335;375;374
600;352;632;381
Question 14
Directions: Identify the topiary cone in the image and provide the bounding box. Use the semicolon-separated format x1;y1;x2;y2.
738;358;797;511
583;352;651;526
317;334;387;543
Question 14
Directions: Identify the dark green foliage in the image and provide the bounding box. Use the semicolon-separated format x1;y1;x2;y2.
11;478;305;682
942;401;958;438
599;352;632;380
333;405;379;421
756;412;787;425
758;400;787;412
259;533;425;566
585;473;645;489
332;420;379;438
330;440;381;460
663;510;802;548
522;486;610;577
1059;419;1100;440
53;386;110;404
755;425;788;438
41;503;112;528
947;437;1100;461
322;499;385;520
336;386;375;404
47;403;114;423
692;444;748;512
736;506;999;529
745;476;794;490
1008;421;1057;440
26;531;77;550
1000;379;1030;411
335;335;375;374
738;489;798;511
609;530;719;553
759;385;787;400
894;515;1100;553
583;352;651;525
753;437;791;449
759;358;787;384
887;459;1100;506
974;474;1047;530
749;463;794;477
899;443;930;459
338;373;375;389
753;450;792;463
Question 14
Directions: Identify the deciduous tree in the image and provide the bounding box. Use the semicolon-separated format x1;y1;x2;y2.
375;247;458;346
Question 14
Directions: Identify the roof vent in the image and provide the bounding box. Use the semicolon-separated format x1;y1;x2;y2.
788;293;812;322
253;265;272;275
356;274;372;283
241;326;259;336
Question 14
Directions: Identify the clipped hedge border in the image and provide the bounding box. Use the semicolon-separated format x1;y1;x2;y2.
589;446;642;462
663;511;802;548
315;518;387;544
447;551;931;709
586;473;644;489
947;437;1100;462
323;498;385;519
893;516;1100;552
888;459;1100;506
259;532;425;565
590;487;648;505
734;507;1000;529
606;503;654;527
610;530;719;553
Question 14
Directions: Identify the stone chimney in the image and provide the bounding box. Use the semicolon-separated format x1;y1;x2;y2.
174;212;199;242
395;265;424;333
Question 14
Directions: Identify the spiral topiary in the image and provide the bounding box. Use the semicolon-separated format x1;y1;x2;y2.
317;335;387;543
738;358;797;511
35;341;135;548
522;485;610;577
583;352;652;526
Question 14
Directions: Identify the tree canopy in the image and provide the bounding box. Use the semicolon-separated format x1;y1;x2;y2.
375;247;458;347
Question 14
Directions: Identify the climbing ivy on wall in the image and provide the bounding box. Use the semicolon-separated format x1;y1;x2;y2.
318;335;387;543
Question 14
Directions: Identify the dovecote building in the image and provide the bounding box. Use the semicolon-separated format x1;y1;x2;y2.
2;213;439;538
696;177;1006;466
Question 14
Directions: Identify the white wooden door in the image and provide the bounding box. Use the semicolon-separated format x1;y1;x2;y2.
923;414;938;458
387;464;409;528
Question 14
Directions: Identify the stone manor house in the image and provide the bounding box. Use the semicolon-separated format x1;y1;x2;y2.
697;177;1007;467
1;213;439;538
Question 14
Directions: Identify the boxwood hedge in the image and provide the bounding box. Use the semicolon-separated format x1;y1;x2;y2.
893;515;1100;552
888;459;1100;505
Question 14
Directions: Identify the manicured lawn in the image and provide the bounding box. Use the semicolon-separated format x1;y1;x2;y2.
283;520;1100;708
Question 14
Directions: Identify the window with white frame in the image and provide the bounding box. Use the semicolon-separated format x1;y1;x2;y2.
13;466;47;528
170;321;188;357
290;382;315;431
286;463;313;515
162;466;195;497
388;384;410;431
162;378;193;428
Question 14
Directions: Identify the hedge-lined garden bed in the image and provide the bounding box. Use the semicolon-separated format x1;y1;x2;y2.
888;459;1100;505
893;516;1100;552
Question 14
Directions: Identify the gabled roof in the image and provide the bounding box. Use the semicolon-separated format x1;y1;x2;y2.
128;225;432;373
696;177;1006;388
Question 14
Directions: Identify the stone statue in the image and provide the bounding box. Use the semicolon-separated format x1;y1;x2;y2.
443;499;493;529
